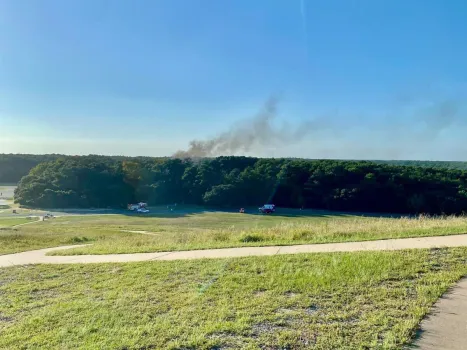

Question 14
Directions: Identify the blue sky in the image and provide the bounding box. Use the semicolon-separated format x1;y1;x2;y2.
1;0;466;160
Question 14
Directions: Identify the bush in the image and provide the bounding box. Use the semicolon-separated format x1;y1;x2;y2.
239;234;264;243
69;236;91;243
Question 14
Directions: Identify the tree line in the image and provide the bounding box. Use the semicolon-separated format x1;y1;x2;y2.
2;154;467;185
13;155;467;214
0;154;167;183
0;154;61;183
373;160;467;170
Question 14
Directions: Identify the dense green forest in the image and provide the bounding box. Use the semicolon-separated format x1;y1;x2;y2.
0;154;62;183
2;153;467;184
0;154;165;183
373;160;467;170
13;155;467;214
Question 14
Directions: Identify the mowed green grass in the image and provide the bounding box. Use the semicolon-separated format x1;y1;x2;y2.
0;185;15;199
1;248;467;349
0;217;34;228
1;210;467;255
0;185;16;210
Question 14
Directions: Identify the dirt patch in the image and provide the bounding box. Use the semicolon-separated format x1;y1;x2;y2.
276;308;296;315
251;322;287;336
111;267;123;274
305;305;319;315
254;289;267;297
0;313;13;323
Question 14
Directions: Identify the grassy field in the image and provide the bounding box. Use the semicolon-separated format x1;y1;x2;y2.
1;248;467;349
0;185;15;211
0;185;15;198
0;217;35;228
0;211;467;256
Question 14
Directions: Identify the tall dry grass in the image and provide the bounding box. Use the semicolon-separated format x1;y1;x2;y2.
50;214;467;255
217;215;467;244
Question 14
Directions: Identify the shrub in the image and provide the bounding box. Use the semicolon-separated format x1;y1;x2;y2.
239;234;264;243
69;236;91;243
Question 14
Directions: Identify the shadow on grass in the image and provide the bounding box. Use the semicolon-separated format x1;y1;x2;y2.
119;206;406;219
12;204;406;220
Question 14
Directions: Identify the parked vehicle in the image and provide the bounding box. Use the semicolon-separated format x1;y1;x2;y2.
259;204;275;214
128;202;148;211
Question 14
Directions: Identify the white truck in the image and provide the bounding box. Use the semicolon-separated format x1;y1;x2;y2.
128;202;148;212
259;204;275;214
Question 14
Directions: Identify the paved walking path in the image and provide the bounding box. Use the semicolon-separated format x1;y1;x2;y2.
2;233;467;267
410;278;467;350
2;234;467;349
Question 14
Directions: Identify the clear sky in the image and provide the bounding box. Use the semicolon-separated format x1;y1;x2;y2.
1;0;466;160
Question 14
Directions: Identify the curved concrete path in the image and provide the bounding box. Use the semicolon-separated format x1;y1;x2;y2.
2;233;467;267
2;234;467;349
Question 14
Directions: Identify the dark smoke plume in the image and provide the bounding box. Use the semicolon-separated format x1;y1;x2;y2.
173;96;323;158
173;93;466;160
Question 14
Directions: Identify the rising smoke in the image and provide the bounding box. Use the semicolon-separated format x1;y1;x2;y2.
172;94;465;160
173;96;323;158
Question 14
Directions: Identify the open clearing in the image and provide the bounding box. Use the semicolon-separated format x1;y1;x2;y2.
0;184;15;198
2;206;467;348
0;185;15;211
1;248;467;349
0;217;34;228
0;210;465;256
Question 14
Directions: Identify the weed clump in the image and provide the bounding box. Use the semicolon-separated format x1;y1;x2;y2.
292;230;313;240
69;236;91;243
213;231;230;242
239;234;264;243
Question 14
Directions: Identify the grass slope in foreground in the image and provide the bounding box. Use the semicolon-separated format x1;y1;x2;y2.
1;248;467;349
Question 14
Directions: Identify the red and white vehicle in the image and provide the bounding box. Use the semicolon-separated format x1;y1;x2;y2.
259;204;275;214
